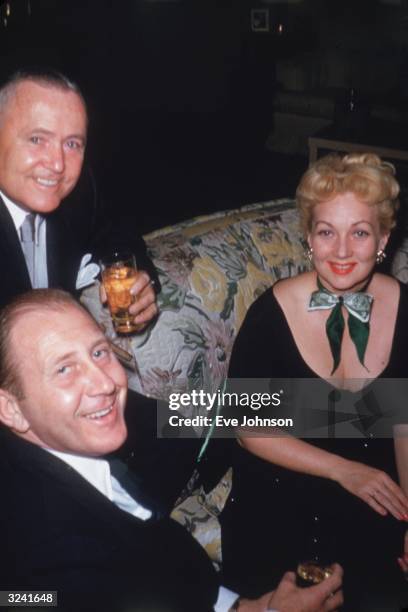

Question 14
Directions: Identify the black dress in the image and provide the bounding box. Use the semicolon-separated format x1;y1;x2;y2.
204;283;408;610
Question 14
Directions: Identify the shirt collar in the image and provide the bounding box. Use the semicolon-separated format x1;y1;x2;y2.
0;189;27;231
0;189;45;236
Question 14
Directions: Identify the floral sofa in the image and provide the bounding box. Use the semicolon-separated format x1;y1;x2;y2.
82;198;311;398
81;197;408;399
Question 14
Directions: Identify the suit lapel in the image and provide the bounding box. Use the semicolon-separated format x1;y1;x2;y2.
48;454;148;538
46;200;89;293
0;198;32;303
46;211;74;291
2;430;149;542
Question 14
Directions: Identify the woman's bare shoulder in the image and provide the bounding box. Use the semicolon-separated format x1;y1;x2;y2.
370;273;400;300
273;271;316;301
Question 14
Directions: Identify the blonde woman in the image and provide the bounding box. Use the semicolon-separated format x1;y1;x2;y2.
218;154;408;610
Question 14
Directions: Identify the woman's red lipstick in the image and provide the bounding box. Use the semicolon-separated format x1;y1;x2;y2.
329;262;357;275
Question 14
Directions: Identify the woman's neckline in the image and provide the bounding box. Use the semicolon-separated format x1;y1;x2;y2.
271;278;402;391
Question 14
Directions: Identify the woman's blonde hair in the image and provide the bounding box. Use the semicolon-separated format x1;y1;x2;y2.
296;153;400;236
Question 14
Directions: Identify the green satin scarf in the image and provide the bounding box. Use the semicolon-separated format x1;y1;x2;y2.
308;278;373;374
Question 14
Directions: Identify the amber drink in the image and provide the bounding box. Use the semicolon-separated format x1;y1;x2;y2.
100;253;139;334
296;561;333;588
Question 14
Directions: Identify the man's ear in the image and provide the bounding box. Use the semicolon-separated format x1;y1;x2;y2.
0;390;30;433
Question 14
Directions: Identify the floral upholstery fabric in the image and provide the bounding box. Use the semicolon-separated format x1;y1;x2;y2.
391;237;408;284
81;198;311;398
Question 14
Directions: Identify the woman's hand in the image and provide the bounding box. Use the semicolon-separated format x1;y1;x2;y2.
241;436;408;518
336;459;408;520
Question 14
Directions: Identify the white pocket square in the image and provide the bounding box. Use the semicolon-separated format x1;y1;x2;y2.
76;253;100;290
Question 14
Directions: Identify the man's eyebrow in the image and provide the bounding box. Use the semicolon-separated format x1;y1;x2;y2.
65;133;87;143
90;337;110;351
28;127;86;142
48;350;76;367
27;128;55;136
46;338;108;368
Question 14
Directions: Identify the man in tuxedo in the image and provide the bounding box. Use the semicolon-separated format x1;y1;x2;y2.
0;68;158;327
0;289;343;612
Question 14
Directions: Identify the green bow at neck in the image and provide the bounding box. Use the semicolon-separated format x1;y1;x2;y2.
308;278;373;374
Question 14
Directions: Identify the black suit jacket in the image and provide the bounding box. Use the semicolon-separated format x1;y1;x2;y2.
0;427;218;612
0;167;158;309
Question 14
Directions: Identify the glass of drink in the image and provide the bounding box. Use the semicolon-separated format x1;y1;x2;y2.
296;560;333;588
100;251;139;334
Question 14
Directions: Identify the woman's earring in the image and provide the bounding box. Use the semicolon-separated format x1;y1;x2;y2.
306;246;313;262
376;249;386;264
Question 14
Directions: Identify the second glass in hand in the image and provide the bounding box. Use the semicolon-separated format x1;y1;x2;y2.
100;251;139;334
296;560;333;588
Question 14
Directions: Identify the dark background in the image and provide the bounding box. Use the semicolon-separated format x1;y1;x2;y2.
0;0;407;234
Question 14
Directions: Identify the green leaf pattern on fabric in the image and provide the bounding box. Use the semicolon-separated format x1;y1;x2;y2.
158;277;187;311
172;319;208;350
220;281;238;321
203;243;248;282
187;353;209;395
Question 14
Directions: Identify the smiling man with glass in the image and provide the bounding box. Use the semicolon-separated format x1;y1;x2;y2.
0;67;158;329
